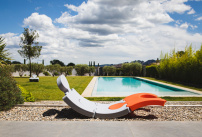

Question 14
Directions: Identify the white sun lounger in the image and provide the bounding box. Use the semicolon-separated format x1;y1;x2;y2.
57;75;130;118
57;75;166;119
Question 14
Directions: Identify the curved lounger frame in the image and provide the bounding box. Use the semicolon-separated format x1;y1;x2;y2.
57;75;166;119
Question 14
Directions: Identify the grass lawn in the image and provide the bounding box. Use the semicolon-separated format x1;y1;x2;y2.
14;76;93;101
14;76;202;101
143;77;202;92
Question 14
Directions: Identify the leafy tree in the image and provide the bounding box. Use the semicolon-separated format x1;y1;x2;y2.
130;62;142;76
0;37;11;64
12;61;22;64
14;64;28;77
121;62;142;76
18;28;42;77
67;62;75;67
89;66;95;76
50;59;65;66
116;68;121;76
46;64;61;77
121;63;131;76
103;66;116;76
32;63;44;76
75;64;89;76
60;66;73;76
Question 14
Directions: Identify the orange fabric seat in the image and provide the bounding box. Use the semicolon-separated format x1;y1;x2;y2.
109;93;166;111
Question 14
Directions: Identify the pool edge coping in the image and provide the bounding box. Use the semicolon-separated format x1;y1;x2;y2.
82;76;202;97
81;77;98;97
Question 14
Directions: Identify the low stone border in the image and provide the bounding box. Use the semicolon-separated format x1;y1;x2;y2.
15;104;202;107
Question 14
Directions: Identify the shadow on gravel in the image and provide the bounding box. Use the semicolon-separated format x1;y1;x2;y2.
43;108;158;120
121;108;158;120
43;108;89;119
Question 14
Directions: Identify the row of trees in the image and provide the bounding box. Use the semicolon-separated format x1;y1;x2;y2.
8;63;97;77
146;45;202;85
8;63;74;77
50;59;75;67
102;62;142;76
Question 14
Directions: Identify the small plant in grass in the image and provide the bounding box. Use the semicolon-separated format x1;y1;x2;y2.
18;85;35;102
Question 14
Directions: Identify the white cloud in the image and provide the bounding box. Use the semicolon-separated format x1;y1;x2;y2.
190;24;198;29
187;9;195;14
23;12;54;30
0;33;21;48
178;22;198;30
56;0;174;35
163;0;191;14
180;22;189;29
196;16;202;21
1;0;202;65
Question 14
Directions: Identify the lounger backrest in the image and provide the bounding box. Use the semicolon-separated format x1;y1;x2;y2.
57;75;71;93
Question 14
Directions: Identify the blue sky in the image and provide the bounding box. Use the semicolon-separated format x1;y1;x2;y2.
1;0;202;65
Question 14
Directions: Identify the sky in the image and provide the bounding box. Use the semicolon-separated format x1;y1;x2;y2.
0;0;202;65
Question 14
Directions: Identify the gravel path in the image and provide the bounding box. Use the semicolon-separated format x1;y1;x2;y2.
0;101;201;121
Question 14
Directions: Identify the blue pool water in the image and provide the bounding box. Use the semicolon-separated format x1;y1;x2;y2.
92;77;200;96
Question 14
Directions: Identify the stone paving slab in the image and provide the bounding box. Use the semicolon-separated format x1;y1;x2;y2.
0;121;201;137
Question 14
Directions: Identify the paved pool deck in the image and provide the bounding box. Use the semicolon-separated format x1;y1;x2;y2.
82;76;202;97
0;121;201;137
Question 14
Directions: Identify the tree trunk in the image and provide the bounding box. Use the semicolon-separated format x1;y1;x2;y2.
29;58;31;77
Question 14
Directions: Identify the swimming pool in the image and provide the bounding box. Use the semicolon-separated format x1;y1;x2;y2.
92;77;201;96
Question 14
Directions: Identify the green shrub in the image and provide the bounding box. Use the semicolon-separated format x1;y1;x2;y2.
18;85;35;102
0;65;24;111
53;72;59;76
146;65;159;78
43;71;51;76
159;45;202;85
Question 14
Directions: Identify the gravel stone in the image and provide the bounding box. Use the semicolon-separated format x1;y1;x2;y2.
0;101;201;121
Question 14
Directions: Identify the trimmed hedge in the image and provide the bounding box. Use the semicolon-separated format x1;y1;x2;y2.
0;65;24;111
